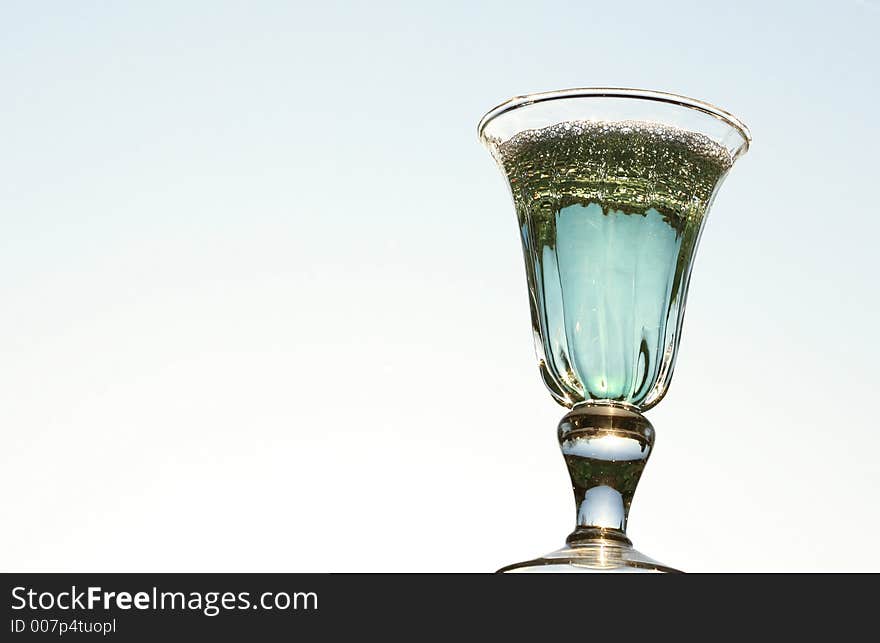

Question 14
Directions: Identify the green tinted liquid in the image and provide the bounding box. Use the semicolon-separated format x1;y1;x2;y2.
497;121;731;407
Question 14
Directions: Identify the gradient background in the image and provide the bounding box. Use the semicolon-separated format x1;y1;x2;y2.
2;0;878;572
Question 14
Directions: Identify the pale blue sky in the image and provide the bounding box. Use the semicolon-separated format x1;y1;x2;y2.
2;1;878;571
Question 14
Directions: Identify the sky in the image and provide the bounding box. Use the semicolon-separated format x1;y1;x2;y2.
1;0;879;572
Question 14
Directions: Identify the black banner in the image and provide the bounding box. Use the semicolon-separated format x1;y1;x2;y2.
1;573;873;638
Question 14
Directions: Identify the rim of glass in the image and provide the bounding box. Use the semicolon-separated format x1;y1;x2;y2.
477;87;752;152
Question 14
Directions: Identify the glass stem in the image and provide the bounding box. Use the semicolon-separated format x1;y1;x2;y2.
558;403;654;546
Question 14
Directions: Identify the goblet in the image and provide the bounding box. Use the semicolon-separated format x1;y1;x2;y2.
478;88;750;572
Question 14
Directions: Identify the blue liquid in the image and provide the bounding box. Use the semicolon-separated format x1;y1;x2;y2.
533;204;682;405
498;120;730;408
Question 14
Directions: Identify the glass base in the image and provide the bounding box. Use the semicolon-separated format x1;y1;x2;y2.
497;541;681;573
